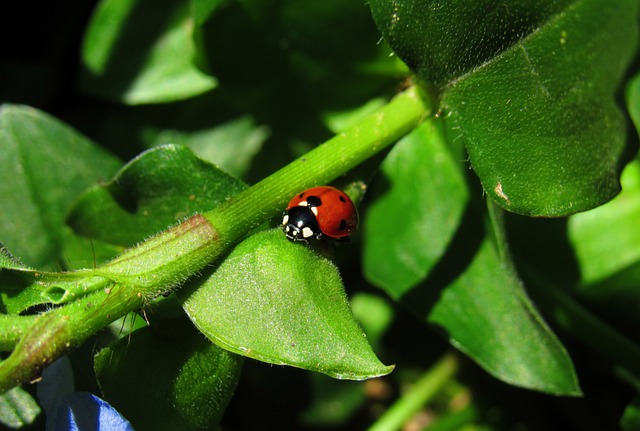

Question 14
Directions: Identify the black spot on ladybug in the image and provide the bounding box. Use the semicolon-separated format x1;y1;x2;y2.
299;193;305;198
339;195;346;203
339;219;347;230
307;196;322;207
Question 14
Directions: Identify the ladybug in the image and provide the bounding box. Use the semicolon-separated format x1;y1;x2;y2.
282;186;358;243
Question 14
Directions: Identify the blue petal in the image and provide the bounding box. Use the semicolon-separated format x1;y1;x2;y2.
49;392;135;431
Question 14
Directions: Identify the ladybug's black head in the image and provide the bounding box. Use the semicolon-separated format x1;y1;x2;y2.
282;206;321;243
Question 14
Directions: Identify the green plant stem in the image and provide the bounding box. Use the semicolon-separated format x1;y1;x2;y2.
368;353;458;431
0;86;431;393
205;85;431;244
0;315;37;352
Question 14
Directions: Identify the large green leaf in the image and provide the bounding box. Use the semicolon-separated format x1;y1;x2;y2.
180;229;393;380
80;0;217;104
67;144;246;247
427;235;580;395
0;105;121;269
370;0;638;216
95;326;242;431
363;119;579;394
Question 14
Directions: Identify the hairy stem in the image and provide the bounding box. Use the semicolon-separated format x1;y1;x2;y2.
205;86;431;244
0;86;431;393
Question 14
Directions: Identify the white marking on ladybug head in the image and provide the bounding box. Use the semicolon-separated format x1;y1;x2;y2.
310;206;318;216
298;200;308;207
302;227;314;238
282;214;289;225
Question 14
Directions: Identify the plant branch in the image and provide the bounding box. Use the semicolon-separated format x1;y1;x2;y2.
367;353;459;431
205;86;432;243
0;86;432;393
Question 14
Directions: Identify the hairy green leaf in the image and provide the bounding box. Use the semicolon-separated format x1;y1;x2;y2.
180;229;393;380
67;144;246;247
0;268;113;315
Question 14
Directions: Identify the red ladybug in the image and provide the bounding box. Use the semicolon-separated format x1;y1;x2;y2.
282;186;358;243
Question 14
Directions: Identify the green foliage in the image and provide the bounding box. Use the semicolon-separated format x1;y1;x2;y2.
371;0;638;216
81;0;218;104
0;105;121;269
67;144;247;247
181;229;393;380
0;387;40;428
94;327;243;431
1;0;639;429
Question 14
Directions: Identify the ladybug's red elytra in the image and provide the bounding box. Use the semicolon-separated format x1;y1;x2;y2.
282;186;358;243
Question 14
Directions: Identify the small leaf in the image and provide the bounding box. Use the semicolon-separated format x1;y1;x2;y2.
0;267;113;314
180;229;393;380
67;144;246;247
95;326;242;431
370;0;639;215
0;386;41;429
81;0;216;104
0;105;121;269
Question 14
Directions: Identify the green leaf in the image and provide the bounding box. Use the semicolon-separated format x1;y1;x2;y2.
95;326;242;431
196;0;399;132
568;157;640;307
370;0;639;216
81;0;217;104
427;237;580;395
0;105;121;269
363;121;468;296
0;386;40;428
629;72;640;129
0;247;26;271
190;0;226;26
180;229;393;380
301;292;395;426
67;144;246;247
363;120;579;394
0;268;113;315
152;116;269;178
